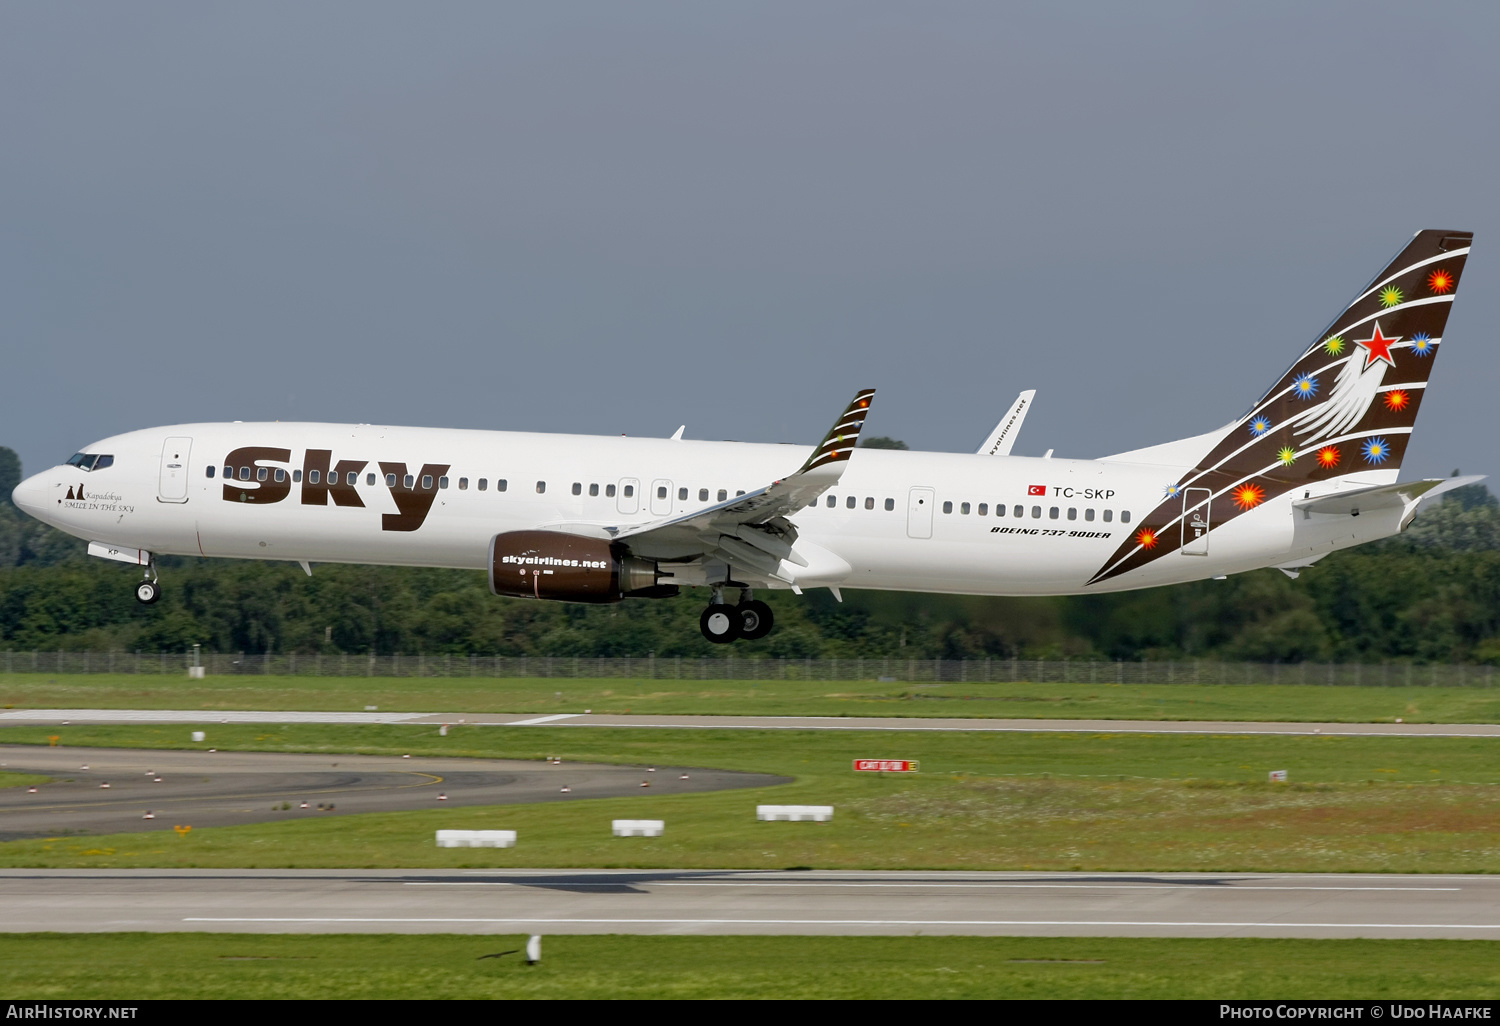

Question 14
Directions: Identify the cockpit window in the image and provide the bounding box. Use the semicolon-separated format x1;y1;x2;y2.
66;453;113;472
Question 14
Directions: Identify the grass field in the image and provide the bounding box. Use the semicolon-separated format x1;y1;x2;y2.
4;673;1500;722
3;723;1498;872
0;933;1496;999
0;772;47;789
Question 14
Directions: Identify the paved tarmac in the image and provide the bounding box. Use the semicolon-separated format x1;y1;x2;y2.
0;746;787;841
2;708;1498;737
1;869;1495;939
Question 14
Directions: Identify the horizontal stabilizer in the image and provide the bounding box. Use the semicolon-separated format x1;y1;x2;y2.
1293;475;1485;516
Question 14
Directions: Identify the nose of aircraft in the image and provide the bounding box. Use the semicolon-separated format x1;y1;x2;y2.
11;471;52;517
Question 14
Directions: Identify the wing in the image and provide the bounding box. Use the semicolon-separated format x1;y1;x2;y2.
605;389;876;581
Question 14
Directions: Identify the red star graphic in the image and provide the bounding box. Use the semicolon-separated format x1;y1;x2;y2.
1354;322;1400;370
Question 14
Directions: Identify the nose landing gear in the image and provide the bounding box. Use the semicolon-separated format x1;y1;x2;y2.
698;587;775;643
135;564;161;605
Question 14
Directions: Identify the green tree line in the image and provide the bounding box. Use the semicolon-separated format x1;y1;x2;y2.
4;446;1498;662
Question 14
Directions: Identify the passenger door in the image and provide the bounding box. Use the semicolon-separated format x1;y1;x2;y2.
158;436;193;504
906;486;935;539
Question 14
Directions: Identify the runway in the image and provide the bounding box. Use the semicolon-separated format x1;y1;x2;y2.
0;746;787;841
2;708;1498;737
1;869;1496;939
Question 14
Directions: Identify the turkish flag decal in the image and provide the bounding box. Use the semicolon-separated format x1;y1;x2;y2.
1028;484;1046;496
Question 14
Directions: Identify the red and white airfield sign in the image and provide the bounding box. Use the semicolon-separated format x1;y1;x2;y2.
853;759;919;773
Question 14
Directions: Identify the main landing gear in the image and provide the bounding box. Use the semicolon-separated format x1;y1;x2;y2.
699;587;774;644
135;564;161;605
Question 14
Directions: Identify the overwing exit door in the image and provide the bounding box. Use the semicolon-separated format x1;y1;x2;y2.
650;479;673;516
1181;488;1211;555
158;436;192;503
907;487;935;539
616;478;640;515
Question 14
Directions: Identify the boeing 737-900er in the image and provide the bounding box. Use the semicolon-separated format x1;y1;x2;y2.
10;229;1483;643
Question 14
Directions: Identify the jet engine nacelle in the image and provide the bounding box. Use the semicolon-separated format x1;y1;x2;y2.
489;530;659;603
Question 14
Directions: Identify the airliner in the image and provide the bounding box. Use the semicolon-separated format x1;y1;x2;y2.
10;229;1479;643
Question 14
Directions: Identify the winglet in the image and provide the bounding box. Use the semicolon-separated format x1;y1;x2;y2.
977;390;1035;456
798;389;876;474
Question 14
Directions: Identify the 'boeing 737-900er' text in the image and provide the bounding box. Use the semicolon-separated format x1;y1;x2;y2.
11;230;1482;642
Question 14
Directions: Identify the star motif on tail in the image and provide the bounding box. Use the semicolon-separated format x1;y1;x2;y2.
1355;323;1400;370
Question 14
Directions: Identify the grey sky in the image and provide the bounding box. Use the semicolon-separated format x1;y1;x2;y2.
3;2;1496;482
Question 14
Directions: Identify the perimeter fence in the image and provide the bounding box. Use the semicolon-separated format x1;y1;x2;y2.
1;650;1497;687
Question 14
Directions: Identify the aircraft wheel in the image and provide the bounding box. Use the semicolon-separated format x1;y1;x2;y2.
738;600;774;640
135;580;161;605
699;604;740;644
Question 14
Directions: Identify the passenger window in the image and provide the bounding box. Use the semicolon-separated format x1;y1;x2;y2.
536;481;546;494
206;466;216;479
1014;505;1024;518
438;476;449;489
943;501;953;514
404;474;415;488
367;473;376;486
737;490;745;496
847;496;856;509
718;489;728;502
422;475;435;490
699;488;709;502
657;486;667;500
679;487;688;501
478;478;488;491
996;504;1006;517
960;502;970;515
572;482;582;495
293;470;302;483
623;484;633;497
274;469;286;483
1067;507;1077;520
223;466;232;479
1031;506;1041;518
590;483;599;496
1103;509;1113;522
385;473;396;487
827;495;837;508
884;498;894;511
1049;507;1059;519
1085;508;1095;522
1122;510;1132;524
865;497;874;510
458;478;469;490
978;503;988;515
498;479;508;492
606;483;615;497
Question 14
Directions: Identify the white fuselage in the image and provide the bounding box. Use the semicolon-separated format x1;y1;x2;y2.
12;422;1403;596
